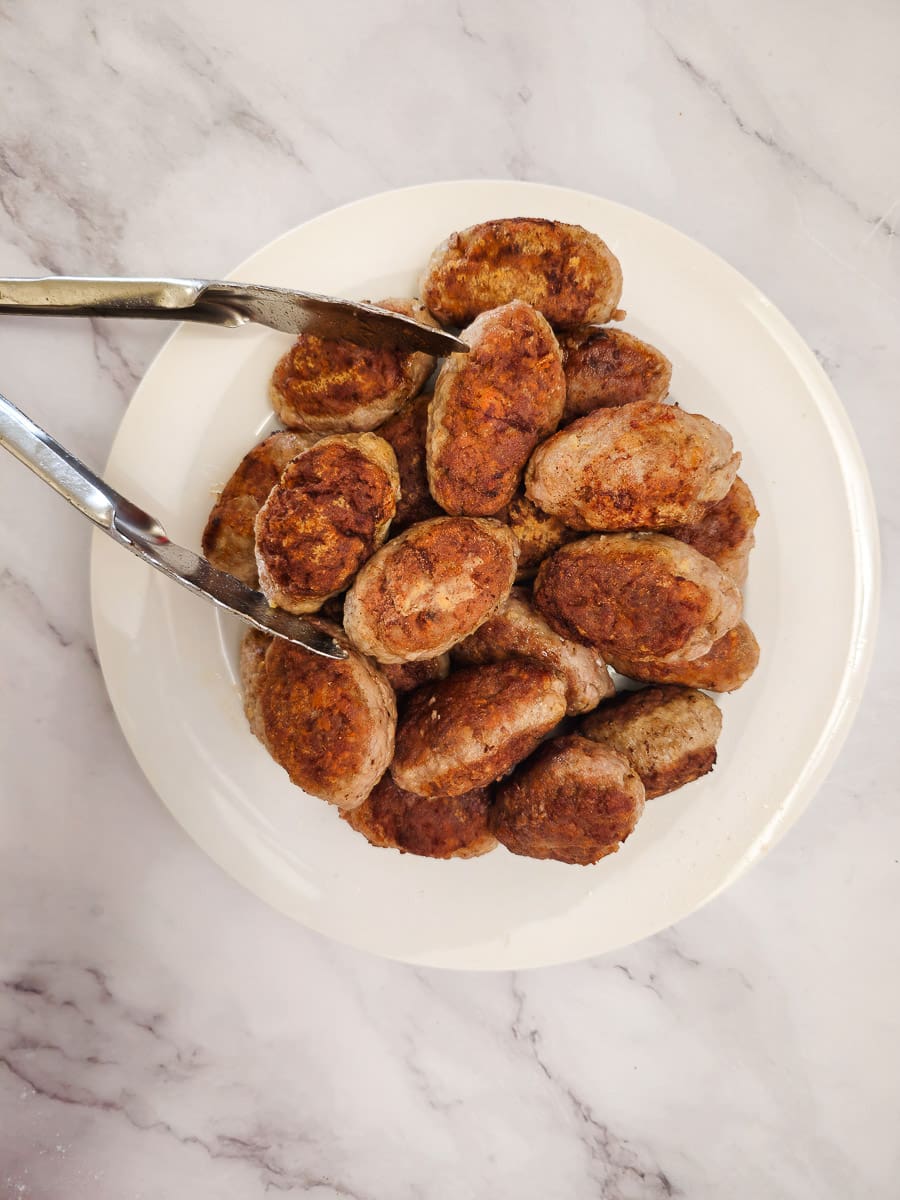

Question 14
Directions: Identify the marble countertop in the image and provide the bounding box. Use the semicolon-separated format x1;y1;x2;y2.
1;2;898;1196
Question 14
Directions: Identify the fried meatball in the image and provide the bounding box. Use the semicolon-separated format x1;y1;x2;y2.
343;516;518;664
239;623;396;810
503;490;578;581
202;430;320;586
452;588;614;716
255;434;399;614
580;685;722;799
491;735;645;866
377;392;442;530
534;533;742;664
606;620;760;693
666;476;759;588
559;327;672;420
381;654;451;694
525;401;740;531
391;660;567;798
342;774;496;859
421;218;623;329
427;301;565;516
269;298;438;433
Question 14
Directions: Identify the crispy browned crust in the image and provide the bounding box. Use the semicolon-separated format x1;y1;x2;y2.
202;431;320;586
559;327;672;419
343;516;518;663
342;774;497;859
580;685;721;799
491;734;645;865
427;301;565;516
239;628;272;744
269;299;437;433
391;660;567;798
503;490;578;580
666;476;759;588
377;392;442;530
533;533;743;664
420;218;623;329
606;621;760;693
382;654;451;694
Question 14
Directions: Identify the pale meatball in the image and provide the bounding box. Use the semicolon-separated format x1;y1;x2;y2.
343;516;518;664
255;434;399;615
580;685;722;799
452;588;614;716
525;400;740;531
666;476;759;588
503;490;578;581
491;734;645;865
427;301;566;516
391;660;567;798
377;392;442;530
202;430;320;587
534;533;743;664
559;327;672;420
421;218;623;329
606;620;760;693
239;623;396;810
269;298;438;433
381;654;451;694
342;774;496;859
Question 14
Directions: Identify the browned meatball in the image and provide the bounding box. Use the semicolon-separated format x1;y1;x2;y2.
427;301;566;516
503;490;578;581
343;516;518;663
534;533;742;664
391;660;567;798
239;623;396;810
377;392;442;530
269;299;437;433
491;735;645;865
606;620;760;693
420;218;623;329
525;401;740;531
559;327;672;420
342;774;496;859
580;685;722;799
381;654;450;694
666;476;759;588
202;430;320;587
255;434;399;614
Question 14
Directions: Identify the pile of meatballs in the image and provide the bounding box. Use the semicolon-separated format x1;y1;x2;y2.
202;217;760;867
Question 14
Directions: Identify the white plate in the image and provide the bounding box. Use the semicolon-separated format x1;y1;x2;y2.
90;181;879;970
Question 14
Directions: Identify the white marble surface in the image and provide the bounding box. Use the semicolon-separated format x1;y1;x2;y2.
1;0;898;1195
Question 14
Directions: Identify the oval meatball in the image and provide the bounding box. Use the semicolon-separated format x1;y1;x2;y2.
452;588;614;716
421;218;623;329
580;685;722;799
377;392;442;530
606;620;760;693
491;734;645;865
559;327;672;420
269;298;438;433
526;401;740;531
343;516;518;664
342;774;496;859
391;660;567;798
239;623;396;810
666;476;758;588
202;430;320;586
381;654;451;694
534;533;742;664
427;301;566;516
255;434;399;614
503;490;578;581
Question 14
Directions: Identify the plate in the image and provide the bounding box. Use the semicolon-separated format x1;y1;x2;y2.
90;181;879;969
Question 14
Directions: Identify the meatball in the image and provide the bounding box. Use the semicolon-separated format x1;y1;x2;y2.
452;588;614;716
202;430;320;587
342;774;496;859
580;685;722;799
491;735;645;866
503;490;578;581
269;298;438;433
420;217;623;329
255;434;399;614
534;533;743;664
239;623;396;810
343;516;518;664
606;620;760;693
381;654;451;694
559;327;672;420
377;392;442;530
391;660;567;798
525;401;740;531
666;476;759;588
427;301;565;516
